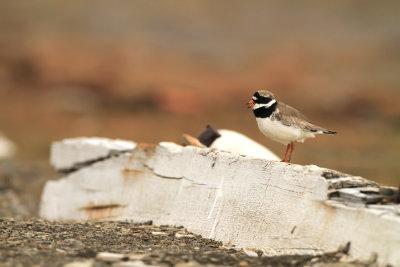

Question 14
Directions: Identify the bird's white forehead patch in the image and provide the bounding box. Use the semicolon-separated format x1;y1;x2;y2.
252;96;257;101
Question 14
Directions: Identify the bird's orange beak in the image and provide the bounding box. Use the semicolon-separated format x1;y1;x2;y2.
247;100;255;109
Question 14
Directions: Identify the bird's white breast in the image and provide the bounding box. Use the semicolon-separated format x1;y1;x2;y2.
256;117;315;145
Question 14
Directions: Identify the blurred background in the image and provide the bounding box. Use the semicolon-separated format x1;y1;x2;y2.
0;0;399;214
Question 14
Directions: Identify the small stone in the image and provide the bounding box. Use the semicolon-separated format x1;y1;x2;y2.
56;248;67;254
7;240;22;246
131;227;146;232
96;252;127;262
120;227;129;233
255;249;263;257
128;254;148;261
175;232;194;238
238;261;249;266
151;231;168;236
37;241;53;249
243;249;259;257
227;249;237;254
220;244;240;253
64;260;94;267
175;261;202;267
209;257;220;263
113;261;147;267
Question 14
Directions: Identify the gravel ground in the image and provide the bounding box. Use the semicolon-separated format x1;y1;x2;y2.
0;160;380;267
0;218;378;267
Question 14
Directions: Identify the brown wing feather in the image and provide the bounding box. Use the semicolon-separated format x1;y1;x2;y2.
274;102;331;133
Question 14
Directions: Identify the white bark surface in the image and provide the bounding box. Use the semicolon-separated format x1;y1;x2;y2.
40;138;400;266
50;137;136;171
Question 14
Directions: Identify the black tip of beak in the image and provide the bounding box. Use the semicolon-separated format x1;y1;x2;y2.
246;100;254;109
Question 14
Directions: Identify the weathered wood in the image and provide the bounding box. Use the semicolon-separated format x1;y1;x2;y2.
50;137;136;172
40;138;400;266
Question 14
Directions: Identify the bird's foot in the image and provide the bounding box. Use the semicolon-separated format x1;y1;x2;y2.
281;143;292;162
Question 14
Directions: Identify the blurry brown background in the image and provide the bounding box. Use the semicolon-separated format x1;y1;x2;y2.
0;1;399;186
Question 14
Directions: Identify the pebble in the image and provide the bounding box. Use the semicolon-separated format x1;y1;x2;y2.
56;248;67;254
7;240;22;246
175;261;203;267
96;252;128;262
113;261;147;267
128;254;148;261
64;260;94;267
151;231;168;236
175;232;195;238
243;249;259;257
131;227;146;232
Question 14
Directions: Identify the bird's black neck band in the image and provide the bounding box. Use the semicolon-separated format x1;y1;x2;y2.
253;101;277;118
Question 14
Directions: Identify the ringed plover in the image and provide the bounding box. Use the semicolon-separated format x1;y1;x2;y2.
248;90;336;162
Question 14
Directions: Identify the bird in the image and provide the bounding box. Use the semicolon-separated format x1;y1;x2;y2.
247;90;336;162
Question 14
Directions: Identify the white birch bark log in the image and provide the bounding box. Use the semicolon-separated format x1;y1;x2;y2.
40;138;400;266
50;137;136;171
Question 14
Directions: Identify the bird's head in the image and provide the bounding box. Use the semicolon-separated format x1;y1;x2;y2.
247;90;276;109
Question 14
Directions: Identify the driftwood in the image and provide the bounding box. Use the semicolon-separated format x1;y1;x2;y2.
40;132;400;266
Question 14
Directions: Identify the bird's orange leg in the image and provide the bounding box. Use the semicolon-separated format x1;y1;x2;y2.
287;142;294;162
281;143;291;162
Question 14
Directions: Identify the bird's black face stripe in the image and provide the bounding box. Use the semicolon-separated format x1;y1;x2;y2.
258;96;272;104
253;92;272;104
253;101;277;118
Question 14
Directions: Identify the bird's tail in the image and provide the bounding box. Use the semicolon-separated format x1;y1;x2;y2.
322;130;337;135
310;128;337;135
